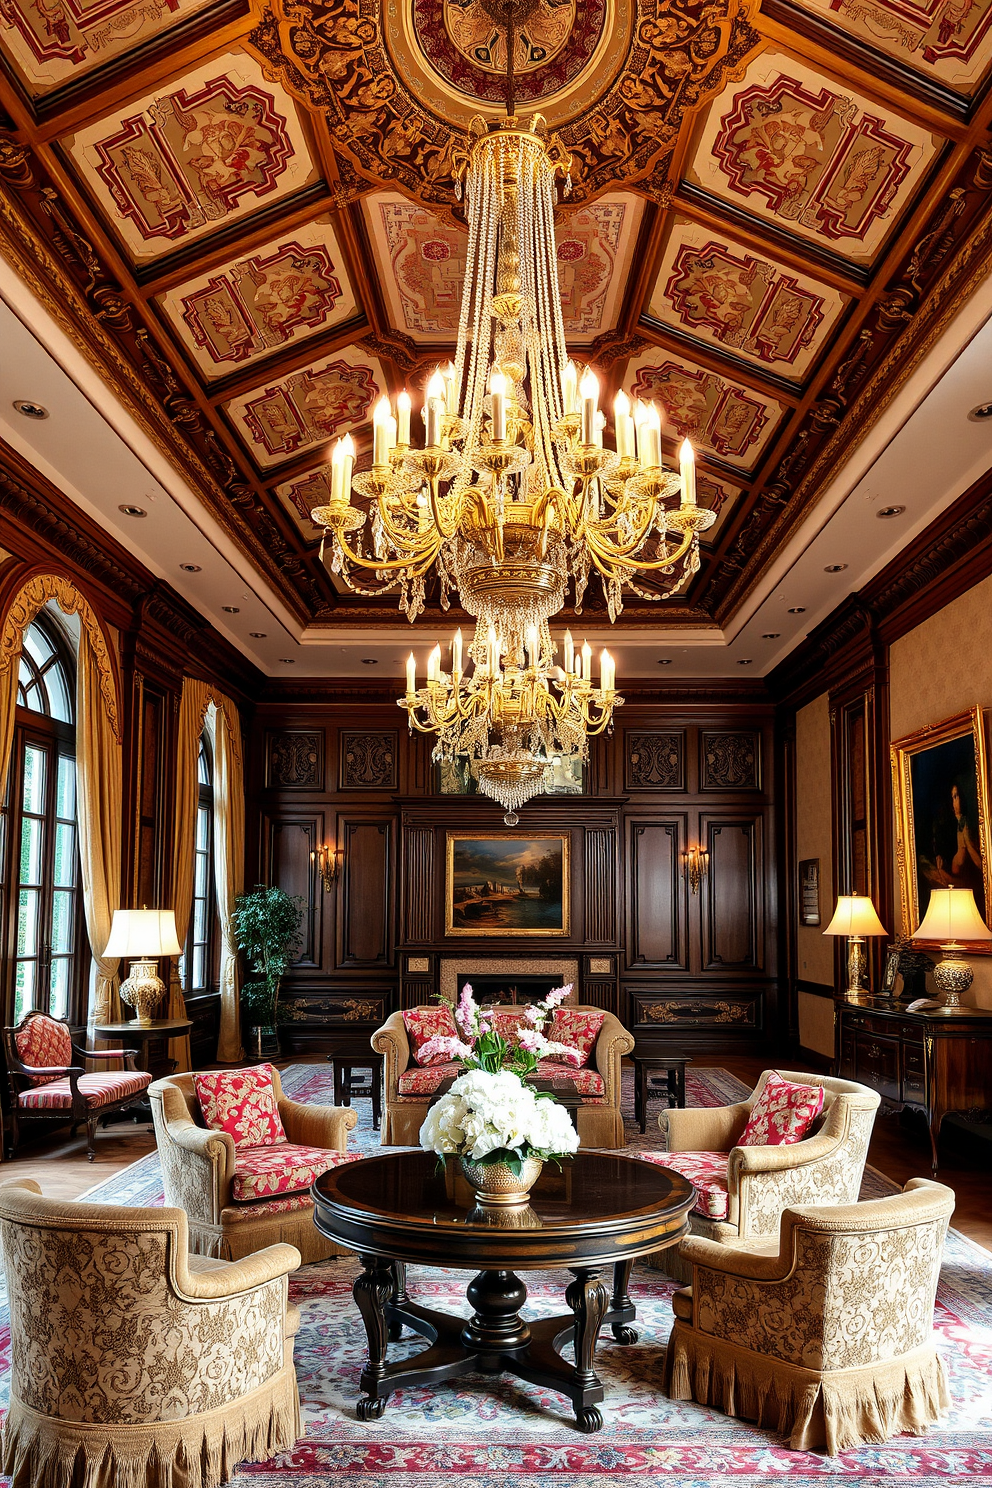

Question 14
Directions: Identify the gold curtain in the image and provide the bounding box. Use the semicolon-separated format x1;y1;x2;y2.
205;698;245;1064
167;678;212;1072
0;574;123;1035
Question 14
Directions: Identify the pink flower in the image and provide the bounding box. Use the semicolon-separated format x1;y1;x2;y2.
523;1005;542;1026
455;986;479;1038
544;984;573;1010
478;1006;495;1030
418;1035;474;1064
516;1027;542;1053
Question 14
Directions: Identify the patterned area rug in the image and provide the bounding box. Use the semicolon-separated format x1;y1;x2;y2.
4;1066;991;1487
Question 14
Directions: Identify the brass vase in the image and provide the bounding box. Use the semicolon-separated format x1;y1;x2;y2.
459;1155;543;1210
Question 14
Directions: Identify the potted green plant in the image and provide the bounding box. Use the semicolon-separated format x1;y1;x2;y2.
233;885;304;1057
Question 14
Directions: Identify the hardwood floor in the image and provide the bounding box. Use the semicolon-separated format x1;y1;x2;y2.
3;1053;989;1252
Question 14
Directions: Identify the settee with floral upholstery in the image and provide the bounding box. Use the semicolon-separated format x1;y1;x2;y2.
372;1002;634;1148
149;1064;358;1262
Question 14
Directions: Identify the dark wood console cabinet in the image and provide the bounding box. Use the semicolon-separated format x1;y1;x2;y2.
835;997;992;1172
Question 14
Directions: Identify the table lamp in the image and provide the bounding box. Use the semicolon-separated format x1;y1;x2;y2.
823;894;887;999
912;887;992;1008
104;909;182;1025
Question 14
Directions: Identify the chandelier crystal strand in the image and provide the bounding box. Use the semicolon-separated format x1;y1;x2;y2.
311;114;716;817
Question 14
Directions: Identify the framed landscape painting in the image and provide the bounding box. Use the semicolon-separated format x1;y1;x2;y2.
445;833;570;937
891;706;991;942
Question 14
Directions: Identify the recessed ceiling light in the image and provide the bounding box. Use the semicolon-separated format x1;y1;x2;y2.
361;658;379;665
118;504;146;518
824;563;848;573
968;403;992;421
180;563;201;572
657;658;673;665
877;505;905;518
222;605;240;613
279;658;296;664
737;658;753;666
787;606;806;614
13;399;49;420
761;632;781;639
249;632;267;638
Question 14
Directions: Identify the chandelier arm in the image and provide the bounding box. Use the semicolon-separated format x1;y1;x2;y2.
426;477;462;542
585;527;696;573
333;529;444;576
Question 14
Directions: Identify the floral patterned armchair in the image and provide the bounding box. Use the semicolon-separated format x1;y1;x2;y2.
0;1177;303;1488
640;1069;881;1280
149;1065;358;1262
373;1003;634;1148
664;1178;954;1454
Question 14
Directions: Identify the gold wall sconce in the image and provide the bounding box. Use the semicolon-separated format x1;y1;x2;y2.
682;845;709;895
311;844;342;892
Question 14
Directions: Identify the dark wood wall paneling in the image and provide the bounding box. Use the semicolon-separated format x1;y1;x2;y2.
253;683;780;1056
0;439;261;1071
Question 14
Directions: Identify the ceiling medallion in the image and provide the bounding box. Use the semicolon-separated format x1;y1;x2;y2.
310;100;713;816
417;0;605;104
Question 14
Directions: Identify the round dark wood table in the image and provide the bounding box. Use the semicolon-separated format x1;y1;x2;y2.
313;1150;694;1432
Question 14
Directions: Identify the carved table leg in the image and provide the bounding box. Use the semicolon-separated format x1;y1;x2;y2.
566;1267;609;1432
609;1258;638;1344
388;1260;409;1341
354;1253;394;1420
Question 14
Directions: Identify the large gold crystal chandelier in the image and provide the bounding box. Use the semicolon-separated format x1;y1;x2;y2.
312;107;714;818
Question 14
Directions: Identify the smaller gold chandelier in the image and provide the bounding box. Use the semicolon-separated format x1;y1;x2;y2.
401;624;619;820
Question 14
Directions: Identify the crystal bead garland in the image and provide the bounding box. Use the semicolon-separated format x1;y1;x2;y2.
311;113;717;818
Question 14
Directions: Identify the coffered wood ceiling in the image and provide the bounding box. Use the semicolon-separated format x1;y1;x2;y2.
1;0;992;642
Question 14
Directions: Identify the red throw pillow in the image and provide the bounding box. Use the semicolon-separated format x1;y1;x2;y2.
548;1008;604;1069
739;1072;825;1147
193;1065;287;1149
494;1010;527;1042
403;1005;459;1066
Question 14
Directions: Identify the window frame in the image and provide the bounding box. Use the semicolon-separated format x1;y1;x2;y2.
184;735;218;996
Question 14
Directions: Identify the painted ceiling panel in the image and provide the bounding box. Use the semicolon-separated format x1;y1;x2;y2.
788;0;992;94
156;216;359;378
0;0;215;94
623;349;788;470
222;346;384;469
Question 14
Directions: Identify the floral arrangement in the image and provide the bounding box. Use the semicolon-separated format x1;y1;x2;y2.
418;981;581;1079
420;1067;580;1169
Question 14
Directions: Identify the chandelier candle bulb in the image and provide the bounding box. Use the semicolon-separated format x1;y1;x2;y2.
406;653;416;695
425;370;446;446
329;439;344;505
614;391;635;459
373;397;393;467
581;640;592;682
679;439;697;506
427;643;442;684
341;433;355;495
601;649;615;691
452;628;463;677
561;360;578;416
442;361;457;414
580;368;599;445
396;391;412;447
563;630;575;673
642;406;662;470
490;368;508;443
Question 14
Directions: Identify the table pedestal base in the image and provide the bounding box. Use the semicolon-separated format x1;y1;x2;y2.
354;1256;638;1432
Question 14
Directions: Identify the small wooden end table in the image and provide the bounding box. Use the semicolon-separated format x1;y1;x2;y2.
313;1150;694;1432
631;1051;691;1133
92;1018;193;1077
328;1052;383;1130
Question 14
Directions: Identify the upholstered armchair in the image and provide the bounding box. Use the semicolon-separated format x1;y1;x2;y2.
4;1009;151;1160
373;1004;634;1148
149;1066;358;1262
0;1177;303;1488
641;1069;881;1280
664;1178;954;1454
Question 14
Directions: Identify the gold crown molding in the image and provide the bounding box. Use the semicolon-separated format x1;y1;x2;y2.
0;570;122;739
0;181;314;622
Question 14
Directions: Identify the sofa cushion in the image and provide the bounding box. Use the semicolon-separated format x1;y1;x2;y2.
18;1070;151;1110
403;1005;459;1066
494;1010;528;1042
222;1191;317;1221
548;1008;604;1068
534;1060;606;1098
194;1066;287;1149
231;1143;359;1202
740;1072;825;1148
397;1060;463;1097
639;1150;730;1220
15;1014;72;1087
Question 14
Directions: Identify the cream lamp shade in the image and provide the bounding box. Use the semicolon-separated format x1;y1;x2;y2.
105;909;182;959
822;895;887;938
914;888;992;945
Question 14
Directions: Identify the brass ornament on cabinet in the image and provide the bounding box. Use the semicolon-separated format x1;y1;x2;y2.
644;999;753;1024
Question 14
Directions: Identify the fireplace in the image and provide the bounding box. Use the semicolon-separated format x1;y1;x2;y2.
455;973;561;1006
439;956;579;1005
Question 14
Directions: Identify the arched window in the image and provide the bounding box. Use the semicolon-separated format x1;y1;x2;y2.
185;737;216;993
1;612;85;1024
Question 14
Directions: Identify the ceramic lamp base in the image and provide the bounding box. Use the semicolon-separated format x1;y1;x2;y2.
934;947;973;1010
119;957;165;1026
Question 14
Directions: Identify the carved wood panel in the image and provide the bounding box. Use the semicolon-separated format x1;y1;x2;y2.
339;730;397;790
580;981;619;1015
338;817;394;968
584;827;617;944
625;817;687;971
263;815;321;969
265;730;324;789
700;730;761;790
701;815;762;971
403;824;436;944
624;731;686;791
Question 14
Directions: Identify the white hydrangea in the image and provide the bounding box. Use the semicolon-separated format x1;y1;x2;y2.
419;1068;580;1163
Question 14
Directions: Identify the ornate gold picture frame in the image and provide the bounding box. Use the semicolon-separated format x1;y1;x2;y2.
445;833;570;937
891;706;991;944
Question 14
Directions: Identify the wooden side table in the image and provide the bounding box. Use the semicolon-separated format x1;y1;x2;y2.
630;1052;691;1134
328;1053;383;1130
92;1018;193;1078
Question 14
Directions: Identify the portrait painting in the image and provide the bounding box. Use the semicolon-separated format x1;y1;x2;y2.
891;707;991;941
445;834;570;937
